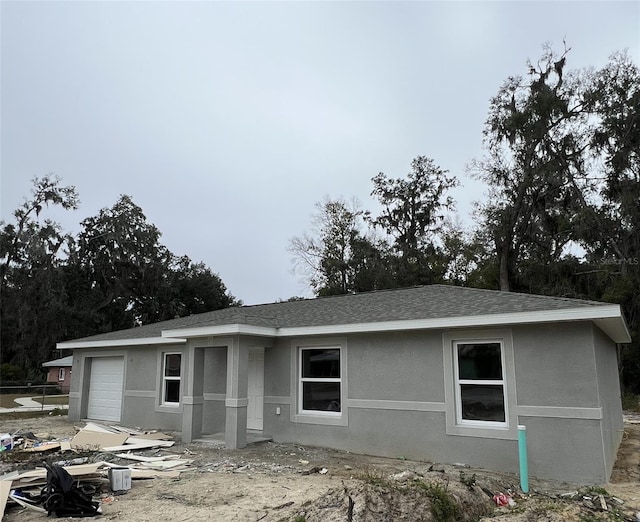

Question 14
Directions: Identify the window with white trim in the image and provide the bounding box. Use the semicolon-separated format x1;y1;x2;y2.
453;341;507;426
299;347;341;415
58;368;66;381
162;353;181;405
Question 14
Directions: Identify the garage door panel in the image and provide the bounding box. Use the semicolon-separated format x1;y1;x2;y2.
87;357;124;422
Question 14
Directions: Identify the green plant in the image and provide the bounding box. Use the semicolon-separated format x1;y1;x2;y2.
580;486;609;496
416;481;460;522
459;470;477;490
621;392;640;412
356;469;393;488
578;512;622;522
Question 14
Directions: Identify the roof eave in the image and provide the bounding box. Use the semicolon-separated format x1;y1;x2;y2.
161;324;278;338
56;336;187;350
56;305;631;349
593;315;632;344
277;305;631;342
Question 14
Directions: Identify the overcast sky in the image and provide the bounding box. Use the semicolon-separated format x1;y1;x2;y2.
2;1;638;304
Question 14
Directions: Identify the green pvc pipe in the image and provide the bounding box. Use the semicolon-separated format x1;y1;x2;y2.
518;424;529;493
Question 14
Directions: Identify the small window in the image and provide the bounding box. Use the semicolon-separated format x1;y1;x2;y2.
58;368;66;381
299;348;341;414
162;353;181;405
454;341;506;425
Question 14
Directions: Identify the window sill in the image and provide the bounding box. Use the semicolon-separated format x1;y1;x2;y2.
155;402;182;414
292;412;347;427
446;422;516;440
300;409;341;417
458;419;508;428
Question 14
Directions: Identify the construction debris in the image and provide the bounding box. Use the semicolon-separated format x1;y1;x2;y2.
0;434;13;452
0;421;189;519
492;492;515;507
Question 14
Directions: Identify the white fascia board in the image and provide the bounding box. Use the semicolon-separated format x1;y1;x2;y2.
56;337;187;350
161;324;278;339
278;306;628;340
593;316;632;344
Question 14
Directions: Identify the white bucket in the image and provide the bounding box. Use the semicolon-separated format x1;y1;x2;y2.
0;433;13;451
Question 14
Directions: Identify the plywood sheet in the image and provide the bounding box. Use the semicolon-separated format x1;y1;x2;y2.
0;480;12;519
71;430;128;450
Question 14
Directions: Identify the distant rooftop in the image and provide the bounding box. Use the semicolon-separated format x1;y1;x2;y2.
42;355;73;367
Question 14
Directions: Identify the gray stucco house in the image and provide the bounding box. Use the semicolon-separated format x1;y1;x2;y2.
58;285;630;484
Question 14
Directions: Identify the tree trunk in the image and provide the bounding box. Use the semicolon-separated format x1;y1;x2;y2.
499;247;511;292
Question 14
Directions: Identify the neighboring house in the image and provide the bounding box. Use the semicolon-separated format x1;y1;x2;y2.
58;285;630;484
42;355;73;393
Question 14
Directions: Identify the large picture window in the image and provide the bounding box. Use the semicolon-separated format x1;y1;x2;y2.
453;341;506;426
299;348;341;414
162;353;181;405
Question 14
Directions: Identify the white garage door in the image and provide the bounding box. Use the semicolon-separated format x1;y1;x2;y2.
87;357;124;422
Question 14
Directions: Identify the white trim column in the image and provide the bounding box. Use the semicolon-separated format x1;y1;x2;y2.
225;336;249;448
182;344;205;443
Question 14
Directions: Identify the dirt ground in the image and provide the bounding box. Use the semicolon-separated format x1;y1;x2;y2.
1;413;639;521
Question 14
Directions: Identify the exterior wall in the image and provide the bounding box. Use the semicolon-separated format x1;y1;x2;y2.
513;323;610;483
263;323;619;484
46;366;72;393
67;319;622;484
68;340;230;436
121;345;184;430
265;331;521;475
513;323;599;407
592;324;624;479
202;346;227;434
68;344;186;431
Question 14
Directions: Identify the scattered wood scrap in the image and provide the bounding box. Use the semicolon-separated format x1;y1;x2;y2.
0;480;11;519
0;421;186;519
70;423;175;452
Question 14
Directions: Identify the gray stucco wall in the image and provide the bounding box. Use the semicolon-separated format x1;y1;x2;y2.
592;325;624;479
68;344;185;431
517;416;607;482
263;324;619;483
67;353;83;420
68;320;623;484
202;346;227;434
264;330;522;474
513;323;598;407
509;323;623;483
264;343;290;397
348;331;445;402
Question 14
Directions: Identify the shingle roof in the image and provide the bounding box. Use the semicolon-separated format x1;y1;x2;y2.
42;355;73;367
62;284;611;344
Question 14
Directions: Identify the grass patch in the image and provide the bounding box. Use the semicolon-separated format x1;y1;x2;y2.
415;481;460;522
0;393;68;408
31;395;69;406
356;468;392;488
0;393;27;408
579;510;624;522
356;470;460;522
580;486;609;496
0;410;62;420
